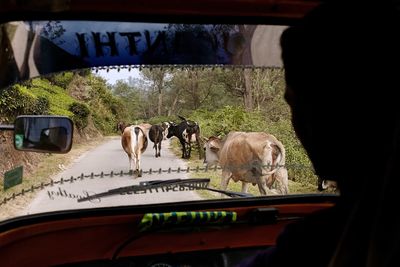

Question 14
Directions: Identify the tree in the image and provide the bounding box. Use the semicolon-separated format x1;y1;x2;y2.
140;68;168;116
112;80;141;122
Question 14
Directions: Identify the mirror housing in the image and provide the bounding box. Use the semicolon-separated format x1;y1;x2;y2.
13;116;73;153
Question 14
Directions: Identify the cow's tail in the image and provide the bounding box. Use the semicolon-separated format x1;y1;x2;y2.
131;127;140;157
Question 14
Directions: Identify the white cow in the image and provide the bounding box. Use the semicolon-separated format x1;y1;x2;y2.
204;131;288;195
121;125;148;177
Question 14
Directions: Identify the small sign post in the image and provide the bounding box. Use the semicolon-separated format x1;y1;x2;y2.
4;166;23;190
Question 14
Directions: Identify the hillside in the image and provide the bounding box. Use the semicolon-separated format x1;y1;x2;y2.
0;71;124;181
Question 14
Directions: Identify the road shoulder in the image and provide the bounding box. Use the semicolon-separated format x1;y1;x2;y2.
0;136;114;221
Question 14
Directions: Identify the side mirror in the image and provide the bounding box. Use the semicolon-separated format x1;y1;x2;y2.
13;116;73;153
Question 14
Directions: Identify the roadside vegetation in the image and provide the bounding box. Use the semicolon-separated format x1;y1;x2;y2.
0;66;319;203
111;67;319;192
0;70;125;203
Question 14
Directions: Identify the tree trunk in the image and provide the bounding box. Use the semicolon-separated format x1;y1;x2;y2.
157;86;163;116
168;93;180;116
243;68;253;111
156;73;164;116
188;70;200;109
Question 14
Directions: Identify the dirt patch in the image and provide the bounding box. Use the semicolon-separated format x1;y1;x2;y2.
0;135;115;221
0;132;44;181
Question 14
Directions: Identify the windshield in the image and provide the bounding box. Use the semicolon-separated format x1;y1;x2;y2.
0;21;337;222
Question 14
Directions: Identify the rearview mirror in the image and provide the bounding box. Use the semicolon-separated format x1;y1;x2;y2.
13;116;73;153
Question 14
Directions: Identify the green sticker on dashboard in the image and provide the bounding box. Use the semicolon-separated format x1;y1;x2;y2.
4;166;23;190
139;211;237;232
15;134;23;149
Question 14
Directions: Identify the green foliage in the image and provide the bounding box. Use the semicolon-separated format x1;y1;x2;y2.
89;97;119;134
148;116;171;125
28;78;75;116
91;113;115;134
48;72;75;88
31;96;50;115
68;102;90;129
87;76;125;134
0;85;50;121
190;106;269;138
189;105;317;186
263;119;317;185
111;79;142;122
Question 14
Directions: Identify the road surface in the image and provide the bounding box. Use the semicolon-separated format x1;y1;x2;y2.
24;136;203;215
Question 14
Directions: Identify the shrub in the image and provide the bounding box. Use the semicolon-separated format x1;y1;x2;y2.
31;96;50;115
148;116;171;125
190;106;269;138
48;72;75;88
69;102;90;129
0;85;49;121
29;77;75;116
189;105;317;186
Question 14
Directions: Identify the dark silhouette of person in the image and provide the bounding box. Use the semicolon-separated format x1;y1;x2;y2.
39;127;68;152
237;2;400;267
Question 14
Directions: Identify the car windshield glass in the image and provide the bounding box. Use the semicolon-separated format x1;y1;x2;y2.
0;21;337;222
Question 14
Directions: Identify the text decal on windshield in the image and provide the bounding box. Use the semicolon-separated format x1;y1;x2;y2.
139;211;237;232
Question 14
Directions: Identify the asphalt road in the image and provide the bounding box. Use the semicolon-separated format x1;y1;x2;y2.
24;136;202;215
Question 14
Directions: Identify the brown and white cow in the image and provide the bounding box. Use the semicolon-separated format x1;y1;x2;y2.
121;125;148;177
204;131;288;196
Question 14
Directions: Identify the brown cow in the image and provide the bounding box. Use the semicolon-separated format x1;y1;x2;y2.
204;131;288;196
117;121;127;134
121;125;148;177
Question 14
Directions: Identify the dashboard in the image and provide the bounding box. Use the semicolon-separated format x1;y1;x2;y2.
57;246;269;267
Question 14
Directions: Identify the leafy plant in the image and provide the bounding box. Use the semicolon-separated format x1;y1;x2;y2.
189;105;317;186
69;102;90;129
0;85;49;121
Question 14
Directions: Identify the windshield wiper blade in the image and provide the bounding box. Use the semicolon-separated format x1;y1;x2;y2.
77;178;252;202
195;187;253;198
78;178;209;202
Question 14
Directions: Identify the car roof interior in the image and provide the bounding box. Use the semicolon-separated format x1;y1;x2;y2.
0;0;320;24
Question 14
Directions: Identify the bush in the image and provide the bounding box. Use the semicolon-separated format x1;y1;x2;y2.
189;105;317;186
31;96;50;115
0;85;50;121
48;72;75;88
148;115;172;125
265;119;317;185
190;106;269;138
29;78;75;116
69;102;90;129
